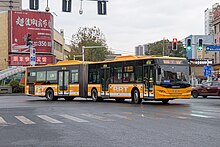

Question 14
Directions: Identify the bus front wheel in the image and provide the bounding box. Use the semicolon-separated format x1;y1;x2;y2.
132;89;142;104
46;89;57;101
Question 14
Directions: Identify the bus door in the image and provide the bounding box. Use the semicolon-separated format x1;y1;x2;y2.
58;70;70;96
100;67;110;98
143;65;154;98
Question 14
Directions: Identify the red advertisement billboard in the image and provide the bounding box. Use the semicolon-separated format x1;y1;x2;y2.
10;10;53;53
8;54;55;66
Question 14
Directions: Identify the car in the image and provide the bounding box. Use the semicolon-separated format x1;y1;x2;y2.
191;81;220;98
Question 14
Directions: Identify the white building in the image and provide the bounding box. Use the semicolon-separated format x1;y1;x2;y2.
205;8;213;35
135;45;148;56
204;3;219;35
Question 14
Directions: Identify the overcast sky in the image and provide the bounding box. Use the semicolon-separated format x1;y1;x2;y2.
23;0;218;55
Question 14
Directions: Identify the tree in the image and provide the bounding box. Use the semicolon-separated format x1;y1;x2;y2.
145;39;186;58
68;26;112;61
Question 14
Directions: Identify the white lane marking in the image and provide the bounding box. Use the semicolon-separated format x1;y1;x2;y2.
81;114;114;122
37;115;63;123
176;116;188;119
60;114;89;123
107;114;132;120
0;116;7;124
190;114;215;118
15;116;36;124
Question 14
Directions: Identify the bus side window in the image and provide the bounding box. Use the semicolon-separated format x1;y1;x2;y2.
71;69;79;83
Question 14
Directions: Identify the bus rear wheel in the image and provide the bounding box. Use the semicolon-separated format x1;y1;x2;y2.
46;89;57;101
91;89;99;102
132;89;142;104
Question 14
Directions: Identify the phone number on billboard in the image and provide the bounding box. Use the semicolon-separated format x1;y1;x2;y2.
34;41;52;47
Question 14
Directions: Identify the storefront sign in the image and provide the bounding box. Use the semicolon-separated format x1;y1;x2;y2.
10;10;53;53
8;54;55;66
189;59;213;65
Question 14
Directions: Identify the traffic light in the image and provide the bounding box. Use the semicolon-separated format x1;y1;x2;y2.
186;38;192;50
62;0;72;12
98;1;107;15
172;38;178;50
198;39;203;50
26;34;32;46
30;0;39;10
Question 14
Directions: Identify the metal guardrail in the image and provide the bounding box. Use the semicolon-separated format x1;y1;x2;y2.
0;67;26;81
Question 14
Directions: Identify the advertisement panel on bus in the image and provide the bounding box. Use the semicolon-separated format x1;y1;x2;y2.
9;10;54;53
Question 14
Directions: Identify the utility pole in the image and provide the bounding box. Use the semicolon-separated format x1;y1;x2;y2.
162;37;165;56
9;0;13;54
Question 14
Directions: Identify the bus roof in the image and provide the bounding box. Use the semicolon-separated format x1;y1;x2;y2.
92;55;187;64
27;55;187;69
26;60;93;69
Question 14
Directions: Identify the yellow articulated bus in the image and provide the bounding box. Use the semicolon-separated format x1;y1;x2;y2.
25;55;192;104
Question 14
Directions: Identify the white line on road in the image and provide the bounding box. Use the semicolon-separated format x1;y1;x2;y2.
37;115;63;123
15;116;36;124
190;114;215;118
106;114;131;120
0;116;7;124
81;113;114;122
60;114;89;123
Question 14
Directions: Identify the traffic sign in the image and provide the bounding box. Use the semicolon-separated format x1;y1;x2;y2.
204;65;212;77
30;47;36;66
206;45;220;52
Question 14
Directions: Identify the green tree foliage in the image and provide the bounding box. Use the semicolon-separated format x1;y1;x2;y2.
145;39;186;57
68;26;112;61
9;80;24;93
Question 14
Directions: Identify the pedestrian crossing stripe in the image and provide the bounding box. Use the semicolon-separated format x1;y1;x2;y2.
15;116;36;124
0;116;7;124
81;113;115;121
60;114;89;122
37;115;63;124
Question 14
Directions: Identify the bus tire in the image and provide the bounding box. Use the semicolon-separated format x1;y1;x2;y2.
115;98;125;102
162;100;169;104
91;89;99;102
46;89;57;101
64;97;74;101
132;89;142;104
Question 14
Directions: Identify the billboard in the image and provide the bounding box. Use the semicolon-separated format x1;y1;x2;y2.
8;54;55;66
10;10;53;53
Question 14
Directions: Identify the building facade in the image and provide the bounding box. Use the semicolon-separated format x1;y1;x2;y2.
0;10;70;70
135;44;148;56
204;3;219;35
205;8;214;35
212;4;220;78
0;0;22;11
185;35;214;60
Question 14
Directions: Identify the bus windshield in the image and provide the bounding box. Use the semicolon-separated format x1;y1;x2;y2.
157;65;190;85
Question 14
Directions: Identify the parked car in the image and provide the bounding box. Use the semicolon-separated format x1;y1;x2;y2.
191;81;220;98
